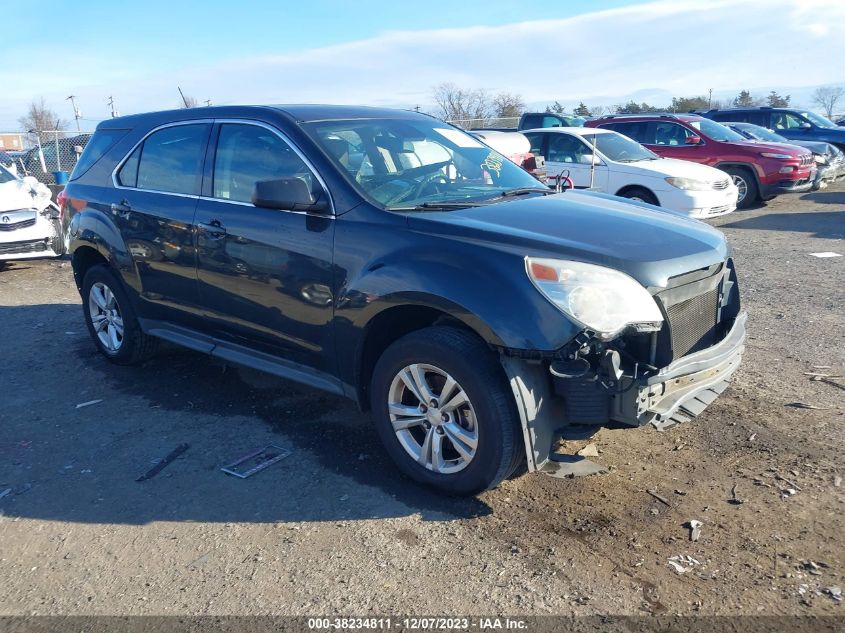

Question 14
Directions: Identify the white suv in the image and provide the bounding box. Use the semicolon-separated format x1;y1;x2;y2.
523;127;738;218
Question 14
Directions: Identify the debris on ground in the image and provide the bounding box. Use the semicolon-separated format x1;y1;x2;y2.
747;433;757;441
136;443;190;482
808;252;842;258
221;444;291;479
811;376;845;392
728;483;744;505
646;489;671;507
685;520;703;542
774;473;801;490
835;476;842;488
674;489;687;496
576;443;599;457
822;586;842;602
75;399;103;409
785;402;828;410
667;555;700;574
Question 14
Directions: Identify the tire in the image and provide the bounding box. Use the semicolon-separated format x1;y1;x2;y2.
50;219;66;257
370;326;524;495
619;187;659;206
724;167;758;209
82;264;158;365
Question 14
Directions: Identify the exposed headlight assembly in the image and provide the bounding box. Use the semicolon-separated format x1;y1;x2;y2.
814;154;828;165
526;258;663;340
665;177;711;191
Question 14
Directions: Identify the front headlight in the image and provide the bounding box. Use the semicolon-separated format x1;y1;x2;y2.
665;177;711;191
815;154;828;165
526;258;663;339
759;152;792;159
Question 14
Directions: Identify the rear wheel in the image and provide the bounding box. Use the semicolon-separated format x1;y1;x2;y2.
619;187;659;206
724;167;758;208
82;264;157;365
50;219;66;256
370;326;524;495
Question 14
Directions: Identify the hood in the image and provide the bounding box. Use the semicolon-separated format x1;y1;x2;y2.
406;191;728;289
723;140;809;156
757;140;833;155
613;157;728;181
0;175;52;213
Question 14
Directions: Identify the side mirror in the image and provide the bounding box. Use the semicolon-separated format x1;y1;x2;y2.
252;177;330;214
578;153;601;165
799;122;812;130
684;135;702;145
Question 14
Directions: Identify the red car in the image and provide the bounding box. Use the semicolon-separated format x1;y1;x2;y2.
585;113;815;208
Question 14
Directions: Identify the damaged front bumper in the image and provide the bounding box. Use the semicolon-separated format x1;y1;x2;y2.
501;311;746;474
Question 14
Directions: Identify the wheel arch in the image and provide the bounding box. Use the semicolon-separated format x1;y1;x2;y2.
614;184;660;205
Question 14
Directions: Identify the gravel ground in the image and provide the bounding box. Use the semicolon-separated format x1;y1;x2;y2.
0;182;843;618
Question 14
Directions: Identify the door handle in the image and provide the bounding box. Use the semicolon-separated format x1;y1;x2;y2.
197;220;227;238
110;200;132;220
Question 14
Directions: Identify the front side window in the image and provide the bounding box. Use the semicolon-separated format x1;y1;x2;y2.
653;122;695;146
212;124;317;204
800;111;835;129
305;118;541;209
118;124;208;195
772;112;807;130
547;133;591;163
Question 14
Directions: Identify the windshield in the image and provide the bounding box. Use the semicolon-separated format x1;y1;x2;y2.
0;164;18;184
737;124;786;143
801;111;836;129
304;117;542;209
689;119;746;142
586;131;658;162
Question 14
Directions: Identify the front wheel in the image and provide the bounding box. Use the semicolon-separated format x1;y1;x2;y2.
370;326;524;495
620;187;659;206
724;167;758;208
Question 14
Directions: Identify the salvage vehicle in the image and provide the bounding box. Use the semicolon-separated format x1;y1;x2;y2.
586;113;815;208
722;122;845;190
0;164;65;262
522;127;738;218
701;107;845;152
63;105;746;494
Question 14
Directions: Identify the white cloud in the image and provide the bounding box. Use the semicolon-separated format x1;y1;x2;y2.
2;0;844;129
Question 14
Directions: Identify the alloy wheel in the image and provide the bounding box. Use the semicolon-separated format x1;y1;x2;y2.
88;282;124;352
731;175;748;204
387;363;479;474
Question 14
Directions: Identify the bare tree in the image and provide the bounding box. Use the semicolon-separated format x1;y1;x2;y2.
18;97;68;142
432;83;492;123
492;92;525;118
812;86;845;118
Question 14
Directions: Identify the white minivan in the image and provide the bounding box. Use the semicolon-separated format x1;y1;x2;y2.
523;127;738;218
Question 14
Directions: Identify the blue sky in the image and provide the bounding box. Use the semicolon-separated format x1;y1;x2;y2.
2;0;843;129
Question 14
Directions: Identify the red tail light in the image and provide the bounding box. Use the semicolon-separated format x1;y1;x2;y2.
56;190;67;221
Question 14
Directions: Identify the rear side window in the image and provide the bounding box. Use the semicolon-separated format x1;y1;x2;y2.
117;124;208;195
602;121;648;143
70;129;128;180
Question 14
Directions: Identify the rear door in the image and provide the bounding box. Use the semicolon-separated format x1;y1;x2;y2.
112;122;210;325
193;121;336;373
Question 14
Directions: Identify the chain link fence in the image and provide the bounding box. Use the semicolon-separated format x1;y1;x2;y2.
0;130;93;184
446;116;520;130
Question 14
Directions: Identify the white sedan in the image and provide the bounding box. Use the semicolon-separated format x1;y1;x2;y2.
0;164;65;262
523;127;738;218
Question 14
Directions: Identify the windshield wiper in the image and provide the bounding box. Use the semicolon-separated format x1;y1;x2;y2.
500;187;555;197
390;201;488;211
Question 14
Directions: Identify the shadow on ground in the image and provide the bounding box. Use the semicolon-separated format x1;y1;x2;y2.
0;303;492;525
719;209;845;239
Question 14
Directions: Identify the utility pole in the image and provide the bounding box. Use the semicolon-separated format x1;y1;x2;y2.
414;105;421;112
204;99;212;107
66;95;82;131
107;95;120;118
178;87;190;108
708;88;713;110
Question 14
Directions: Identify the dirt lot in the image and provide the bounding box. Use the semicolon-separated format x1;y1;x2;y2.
0;183;843;619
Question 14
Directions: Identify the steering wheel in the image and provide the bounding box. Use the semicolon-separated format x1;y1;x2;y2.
382;161;452;206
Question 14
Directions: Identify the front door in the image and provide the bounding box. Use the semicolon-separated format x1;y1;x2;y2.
544;132;609;190
644;121;708;163
193;122;336;374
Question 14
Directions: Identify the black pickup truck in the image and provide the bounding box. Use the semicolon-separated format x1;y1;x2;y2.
63;105;745;494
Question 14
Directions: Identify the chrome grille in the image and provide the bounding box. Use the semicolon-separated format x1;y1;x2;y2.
0;218;36;231
712;179;729;190
0;239;48;255
666;288;719;358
